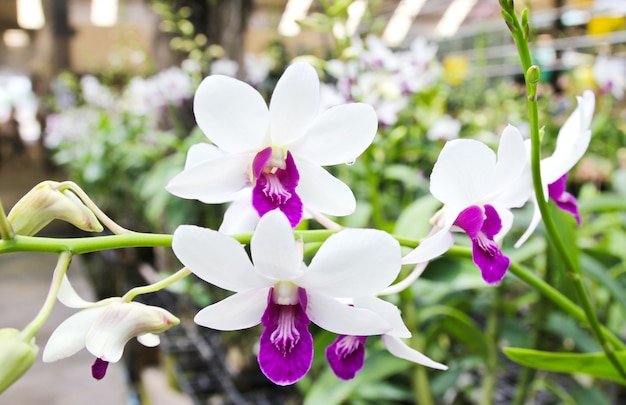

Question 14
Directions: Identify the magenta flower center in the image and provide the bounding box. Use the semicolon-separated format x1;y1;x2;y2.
251;147;303;227
270;305;301;355
333;335;363;358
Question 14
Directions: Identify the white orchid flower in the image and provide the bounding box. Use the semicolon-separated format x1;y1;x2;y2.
42;276;179;379
172;210;402;386
403;125;529;284
166;61;378;228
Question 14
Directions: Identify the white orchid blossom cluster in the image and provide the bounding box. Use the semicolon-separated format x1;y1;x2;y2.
6;55;596;391
322;35;441;126
162;61;596;385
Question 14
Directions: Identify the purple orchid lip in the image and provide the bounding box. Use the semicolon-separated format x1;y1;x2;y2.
257;287;313;385
548;174;581;225
325;335;367;380
91;357;109;380
454;204;510;284
252;149;303;227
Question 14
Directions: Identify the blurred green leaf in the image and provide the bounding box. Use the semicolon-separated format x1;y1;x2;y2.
503;348;626;384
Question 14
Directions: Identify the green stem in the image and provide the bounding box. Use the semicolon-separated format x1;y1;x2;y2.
0;196;15;240
122;267;192;302
448;246;626;351
482;285;502;405
400;288;434;405
20;251;72;341
505;6;626;380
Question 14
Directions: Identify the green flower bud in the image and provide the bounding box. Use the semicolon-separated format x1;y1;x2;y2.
0;328;39;394
7;181;103;236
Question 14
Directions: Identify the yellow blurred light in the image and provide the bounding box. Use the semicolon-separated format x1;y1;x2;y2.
443;55;468;86
587;15;625;35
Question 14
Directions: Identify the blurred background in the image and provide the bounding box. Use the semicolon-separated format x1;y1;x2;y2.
1;1;626;404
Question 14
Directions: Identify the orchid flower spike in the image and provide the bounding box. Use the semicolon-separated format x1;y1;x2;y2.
166;61;378;228
42;276;179;380
325;296;447;380
515;90;595;247
172;210;402;385
403;125;529;284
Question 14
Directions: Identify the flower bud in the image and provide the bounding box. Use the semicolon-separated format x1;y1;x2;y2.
0;328;39;394
7;181;103;236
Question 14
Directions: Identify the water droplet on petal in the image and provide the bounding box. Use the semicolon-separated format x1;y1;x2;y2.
345;159;355;166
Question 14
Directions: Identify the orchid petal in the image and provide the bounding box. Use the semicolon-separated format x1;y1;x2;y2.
194;288;270;330
325;335;367;380
429;139;496;207
382;335;448;370
543;91;595;183
296;158;356;216
86;302;177;363
166;153;253;203
269;62;320;145
291;103;377;166
43;307;106;362
305;290;391;336
218;189;260;235
184;143;224;170
514;197;542;248
137;333;160;347
172;225;272;292
402;227;455;264
251;210;303;280
453;205;484;239
258;299;312;385
297;229;401;296
193;75;269;153
58;275;95;309
490;125;527;195
353;296;411;338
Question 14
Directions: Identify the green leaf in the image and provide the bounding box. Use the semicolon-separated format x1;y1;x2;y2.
503;347;626;384
394;195;440;240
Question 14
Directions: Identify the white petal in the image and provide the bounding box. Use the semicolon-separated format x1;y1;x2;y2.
353;296;411;338
296;158;356;216
184;143;224;170
137;333;160;347
490;125;527;198
85;302;177;363
291;103;377;166
194;288;269;330
218;189;260;235
193;75;269;153
43;307;105;362
514;197;542;248
382;335;448;370
402;227;455;264
172;225;272;292
251;210;303;280
166;153;253;203
297;229;401;296
305;290;391;335
269;62;320;145
429;139;496;207
543;91;595;183
57;275;94;308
